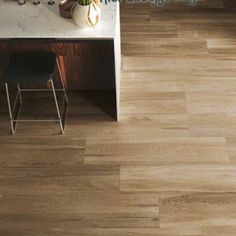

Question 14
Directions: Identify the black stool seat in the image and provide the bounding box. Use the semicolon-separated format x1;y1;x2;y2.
4;51;56;85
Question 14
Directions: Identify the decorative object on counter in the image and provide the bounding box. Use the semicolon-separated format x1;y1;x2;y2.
72;0;101;28
48;0;55;5
33;0;40;5
18;0;25;5
59;0;76;18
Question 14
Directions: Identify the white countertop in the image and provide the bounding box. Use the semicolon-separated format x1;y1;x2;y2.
0;0;119;39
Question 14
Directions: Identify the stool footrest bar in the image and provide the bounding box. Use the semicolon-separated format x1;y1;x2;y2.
12;119;63;122
20;89;65;92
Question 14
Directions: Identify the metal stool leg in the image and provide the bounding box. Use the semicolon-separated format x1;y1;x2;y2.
56;57;68;103
50;79;64;134
5;83;15;134
17;84;23;104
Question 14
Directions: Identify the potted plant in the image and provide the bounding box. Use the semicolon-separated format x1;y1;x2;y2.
72;0;101;28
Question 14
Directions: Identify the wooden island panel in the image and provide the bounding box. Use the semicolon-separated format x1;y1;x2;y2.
0;40;115;90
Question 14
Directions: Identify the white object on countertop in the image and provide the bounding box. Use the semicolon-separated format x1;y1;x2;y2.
72;1;101;28
18;0;26;5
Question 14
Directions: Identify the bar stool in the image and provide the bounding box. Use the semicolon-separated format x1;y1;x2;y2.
4;51;68;135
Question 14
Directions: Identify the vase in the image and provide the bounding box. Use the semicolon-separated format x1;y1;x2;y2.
59;0;76;19
72;1;101;28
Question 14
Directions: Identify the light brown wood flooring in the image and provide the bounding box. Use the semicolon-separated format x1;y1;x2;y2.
1;0;236;235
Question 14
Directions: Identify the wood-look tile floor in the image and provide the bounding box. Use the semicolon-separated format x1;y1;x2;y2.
1;0;236;235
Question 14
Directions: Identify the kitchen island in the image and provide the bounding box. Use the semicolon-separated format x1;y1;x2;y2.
0;0;121;120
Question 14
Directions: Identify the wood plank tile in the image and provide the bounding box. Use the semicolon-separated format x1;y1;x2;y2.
159;193;236;228
76;122;190;145
0;165;119;194
121;72;187;92
0;192;159;230
122;55;236;77
226;137;236;163
207;38;236;54
186;92;236;114
121;92;187;115
202;226;236;236
120;164;236;192
85;137;229;165
122;37;207;55
188;114;236;138
0;227;202;236
0;136;85;167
